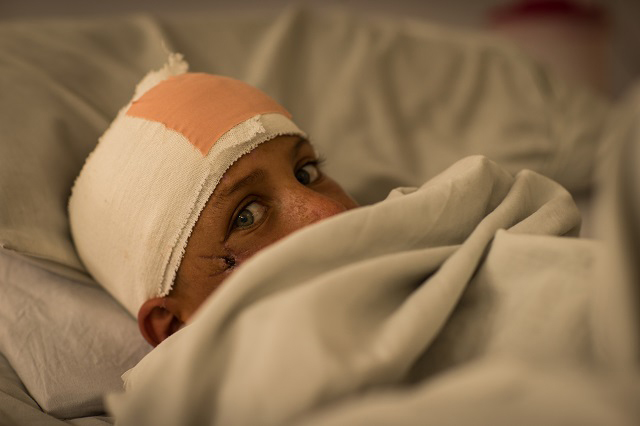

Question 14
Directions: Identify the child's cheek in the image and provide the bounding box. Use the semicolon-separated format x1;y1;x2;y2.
223;242;256;267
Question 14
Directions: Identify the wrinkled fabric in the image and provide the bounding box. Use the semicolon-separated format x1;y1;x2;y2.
0;6;609;283
0;249;151;418
0;6;614;424
107;156;610;426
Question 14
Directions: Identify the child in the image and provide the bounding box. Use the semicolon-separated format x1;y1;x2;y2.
69;54;357;346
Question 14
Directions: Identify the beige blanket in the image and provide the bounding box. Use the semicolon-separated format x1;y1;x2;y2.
106;156;632;425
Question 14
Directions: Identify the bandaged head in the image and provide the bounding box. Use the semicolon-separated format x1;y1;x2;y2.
69;54;306;317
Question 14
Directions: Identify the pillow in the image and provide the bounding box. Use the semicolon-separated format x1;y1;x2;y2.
0;248;151;418
164;7;610;201
0;15;172;281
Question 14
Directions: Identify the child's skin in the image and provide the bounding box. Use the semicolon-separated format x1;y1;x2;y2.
138;135;359;346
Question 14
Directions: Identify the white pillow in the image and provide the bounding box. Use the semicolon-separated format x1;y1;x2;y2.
0;249;151;418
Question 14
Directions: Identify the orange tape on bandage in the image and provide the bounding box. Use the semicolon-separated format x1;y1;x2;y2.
127;73;291;156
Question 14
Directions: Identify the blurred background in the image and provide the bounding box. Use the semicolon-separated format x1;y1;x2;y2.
1;0;639;98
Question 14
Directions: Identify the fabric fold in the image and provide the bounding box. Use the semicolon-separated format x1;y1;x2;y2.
108;156;582;426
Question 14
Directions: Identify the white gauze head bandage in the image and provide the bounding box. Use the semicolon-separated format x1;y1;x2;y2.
69;54;306;317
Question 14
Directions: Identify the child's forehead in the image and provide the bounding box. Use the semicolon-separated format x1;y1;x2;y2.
126;73;291;156
219;136;311;179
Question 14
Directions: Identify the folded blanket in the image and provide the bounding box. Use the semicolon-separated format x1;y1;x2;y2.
108;156;592;425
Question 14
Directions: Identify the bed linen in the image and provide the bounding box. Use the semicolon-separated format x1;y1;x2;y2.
590;81;640;369
0;5;614;424
0;6;609;285
0;353;112;426
107;155;623;425
0;248;150;419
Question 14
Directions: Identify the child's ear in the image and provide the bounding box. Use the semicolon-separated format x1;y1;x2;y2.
137;297;184;347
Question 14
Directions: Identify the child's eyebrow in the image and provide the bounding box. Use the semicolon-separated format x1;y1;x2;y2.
213;137;309;209
291;137;307;160
221;169;267;198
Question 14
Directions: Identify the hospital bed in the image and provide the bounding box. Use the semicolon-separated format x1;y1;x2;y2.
0;3;635;424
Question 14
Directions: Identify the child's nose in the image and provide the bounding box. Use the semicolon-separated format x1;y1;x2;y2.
281;187;347;233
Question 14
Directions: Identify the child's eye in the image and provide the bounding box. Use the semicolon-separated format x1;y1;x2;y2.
295;163;320;185
233;202;266;230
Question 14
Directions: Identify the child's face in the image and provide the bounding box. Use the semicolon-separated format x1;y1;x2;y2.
171;135;358;321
